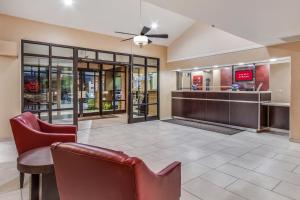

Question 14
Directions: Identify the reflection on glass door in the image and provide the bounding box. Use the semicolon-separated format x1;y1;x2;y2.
147;67;158;119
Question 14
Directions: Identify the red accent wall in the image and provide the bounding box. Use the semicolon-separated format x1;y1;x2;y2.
221;68;232;90
255;65;270;91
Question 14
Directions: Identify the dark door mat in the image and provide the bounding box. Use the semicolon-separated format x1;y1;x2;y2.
162;119;243;135
78;115;118;121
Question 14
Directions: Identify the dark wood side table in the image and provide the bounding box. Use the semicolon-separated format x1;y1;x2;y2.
17;146;60;200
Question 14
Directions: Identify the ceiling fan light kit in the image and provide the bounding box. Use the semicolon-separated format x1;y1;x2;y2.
133;35;148;47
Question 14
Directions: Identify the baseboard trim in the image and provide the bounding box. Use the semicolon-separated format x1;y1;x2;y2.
289;138;300;143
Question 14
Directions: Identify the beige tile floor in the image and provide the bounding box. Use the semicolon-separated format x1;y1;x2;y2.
1;118;300;200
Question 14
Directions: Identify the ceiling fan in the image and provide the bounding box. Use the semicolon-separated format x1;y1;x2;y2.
115;26;168;47
115;0;168;47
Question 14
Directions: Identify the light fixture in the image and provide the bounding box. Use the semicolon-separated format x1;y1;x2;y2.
133;35;148;47
193;67;199;70
64;0;73;6
213;65;219;68
151;22;158;29
238;62;245;66
270;58;278;62
176;69;181;72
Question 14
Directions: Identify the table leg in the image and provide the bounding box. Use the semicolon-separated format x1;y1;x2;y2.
41;172;60;200
30;174;40;200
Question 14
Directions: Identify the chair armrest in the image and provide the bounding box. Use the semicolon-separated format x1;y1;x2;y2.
11;120;76;155
38;119;77;134
135;160;181;200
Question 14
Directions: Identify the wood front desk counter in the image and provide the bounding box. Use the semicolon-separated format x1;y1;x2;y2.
172;91;272;131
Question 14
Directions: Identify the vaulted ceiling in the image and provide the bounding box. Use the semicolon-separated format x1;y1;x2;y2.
145;0;300;46
0;0;194;46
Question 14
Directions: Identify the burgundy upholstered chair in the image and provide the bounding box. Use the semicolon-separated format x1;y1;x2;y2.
10;112;77;188
51;142;181;200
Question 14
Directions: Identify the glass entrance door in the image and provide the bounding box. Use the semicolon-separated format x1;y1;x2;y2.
77;63;127;117
78;70;100;117
129;56;159;123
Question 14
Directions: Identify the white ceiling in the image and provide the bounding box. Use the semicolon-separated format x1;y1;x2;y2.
145;0;300;46
0;0;195;46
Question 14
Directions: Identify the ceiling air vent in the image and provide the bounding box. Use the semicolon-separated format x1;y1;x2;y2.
281;35;300;42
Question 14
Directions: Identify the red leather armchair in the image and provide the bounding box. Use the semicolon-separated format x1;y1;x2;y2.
10;112;77;188
51;143;181;200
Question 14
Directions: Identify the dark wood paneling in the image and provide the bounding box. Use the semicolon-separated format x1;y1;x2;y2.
260;93;272;101
172;92;206;98
260;105;269;128
172;99;205;120
230;102;259;129
269;106;290;130
230;93;259;101
206;92;229;100
206;101;229;124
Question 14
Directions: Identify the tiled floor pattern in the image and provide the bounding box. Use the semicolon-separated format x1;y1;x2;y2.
1;120;300;200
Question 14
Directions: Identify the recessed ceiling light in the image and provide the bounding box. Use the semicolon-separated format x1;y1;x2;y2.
151;22;158;29
270;58;278;62
193;67;199;70
64;0;73;6
238;62;245;66
213;65;219;68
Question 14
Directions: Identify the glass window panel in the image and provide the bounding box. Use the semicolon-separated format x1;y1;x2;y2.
116;54;130;63
114;72;126;101
147;67;157;103
103;101;113;112
52;110;73;124
133;57;145;65
147;58;158;67
23;66;49;113
52;46;73;58
132;66;145;105
133;105;146;118
81;72;100;114
102;70;113;102
24;43;49;55
52;58;73;68
78;50;96;59
115;101;126;111
148;104;158;117
98;52;114;61
24;56;49;66
51;65;73;111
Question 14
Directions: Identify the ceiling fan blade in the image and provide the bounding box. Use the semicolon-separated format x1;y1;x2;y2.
146;34;169;38
121;38;133;42
148;39;153;44
141;26;151;35
115;31;137;36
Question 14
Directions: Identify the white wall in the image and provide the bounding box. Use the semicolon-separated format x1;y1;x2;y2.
270;63;291;103
168;22;262;62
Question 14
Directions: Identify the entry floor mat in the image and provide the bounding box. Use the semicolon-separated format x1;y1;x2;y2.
162;119;243;135
78;115;118;121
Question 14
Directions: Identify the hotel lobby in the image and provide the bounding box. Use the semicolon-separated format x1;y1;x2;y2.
1;0;300;200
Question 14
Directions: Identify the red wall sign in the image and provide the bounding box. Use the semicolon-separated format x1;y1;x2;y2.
235;70;253;82
192;75;203;90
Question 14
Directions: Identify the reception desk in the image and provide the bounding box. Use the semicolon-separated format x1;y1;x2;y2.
172;91;272;131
